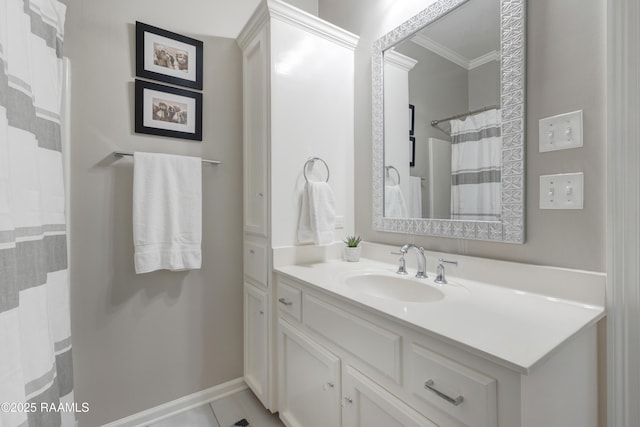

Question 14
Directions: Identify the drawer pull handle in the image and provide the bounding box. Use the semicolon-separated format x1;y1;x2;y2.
424;380;464;406
278;298;293;306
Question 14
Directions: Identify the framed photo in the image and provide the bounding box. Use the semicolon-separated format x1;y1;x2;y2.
410;136;416;167
135;80;203;141
409;104;415;136
136;21;203;90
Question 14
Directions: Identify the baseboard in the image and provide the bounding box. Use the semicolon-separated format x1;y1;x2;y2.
100;378;247;427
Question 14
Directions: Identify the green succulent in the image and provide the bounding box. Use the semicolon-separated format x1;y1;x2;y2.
343;235;362;248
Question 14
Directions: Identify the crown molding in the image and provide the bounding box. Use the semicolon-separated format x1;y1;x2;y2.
267;0;359;50
411;33;498;70
238;0;359;51
384;50;418;72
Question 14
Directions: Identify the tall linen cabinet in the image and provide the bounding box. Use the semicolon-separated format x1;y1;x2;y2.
237;0;358;412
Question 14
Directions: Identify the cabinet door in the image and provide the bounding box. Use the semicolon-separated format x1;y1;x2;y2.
244;284;269;406
279;319;341;427
342;366;438;427
242;26;268;236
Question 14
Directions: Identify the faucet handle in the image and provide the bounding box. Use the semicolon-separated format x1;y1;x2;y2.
434;259;458;284
391;252;408;275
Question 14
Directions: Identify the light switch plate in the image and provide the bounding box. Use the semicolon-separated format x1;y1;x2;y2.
539;110;583;152
539;173;584;209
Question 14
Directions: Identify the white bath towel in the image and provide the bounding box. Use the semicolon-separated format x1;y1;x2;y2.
133;152;202;273
385;184;408;218
297;181;336;245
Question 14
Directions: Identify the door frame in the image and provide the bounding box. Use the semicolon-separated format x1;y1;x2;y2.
606;0;640;426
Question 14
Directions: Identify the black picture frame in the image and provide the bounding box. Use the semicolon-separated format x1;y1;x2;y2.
135;80;203;141
136;21;203;90
409;104;415;136
410;136;416;167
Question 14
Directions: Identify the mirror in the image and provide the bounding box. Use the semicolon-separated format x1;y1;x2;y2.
372;0;525;243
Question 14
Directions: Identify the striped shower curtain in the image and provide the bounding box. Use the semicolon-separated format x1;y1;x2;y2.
450;109;502;221
0;0;74;426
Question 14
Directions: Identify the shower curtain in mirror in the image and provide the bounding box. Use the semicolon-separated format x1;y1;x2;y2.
0;0;74;426
450;109;502;221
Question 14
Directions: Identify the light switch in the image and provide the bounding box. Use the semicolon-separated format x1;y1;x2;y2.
334;215;345;229
539;110;583;152
539;173;584;209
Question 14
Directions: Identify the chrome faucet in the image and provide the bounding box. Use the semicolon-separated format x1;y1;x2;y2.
400;244;427;278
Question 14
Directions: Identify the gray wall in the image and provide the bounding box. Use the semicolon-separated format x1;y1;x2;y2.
319;0;606;271
468;60;500;111
62;1;244;425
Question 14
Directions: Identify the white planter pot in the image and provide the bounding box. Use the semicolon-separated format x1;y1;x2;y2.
344;246;361;262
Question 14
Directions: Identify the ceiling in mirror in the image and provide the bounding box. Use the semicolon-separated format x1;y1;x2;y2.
372;0;525;243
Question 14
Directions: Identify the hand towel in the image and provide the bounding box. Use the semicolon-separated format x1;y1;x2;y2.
297;181;336;245
133;152;202;273
384;184;408;218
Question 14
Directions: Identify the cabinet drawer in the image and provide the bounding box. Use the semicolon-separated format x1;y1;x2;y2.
244;241;267;287
409;344;497;427
304;294;401;384
278;279;302;322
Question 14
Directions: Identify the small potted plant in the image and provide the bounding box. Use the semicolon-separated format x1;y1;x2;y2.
343;235;362;262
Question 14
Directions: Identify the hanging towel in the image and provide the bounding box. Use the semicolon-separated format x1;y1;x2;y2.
409;176;423;218
133;152;202;273
297;181;336;245
384;184;408;218
450;109;502;221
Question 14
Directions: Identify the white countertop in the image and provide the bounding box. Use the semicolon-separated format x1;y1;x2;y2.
275;258;605;374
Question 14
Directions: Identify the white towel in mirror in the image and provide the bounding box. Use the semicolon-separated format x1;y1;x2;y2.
385;184;408;218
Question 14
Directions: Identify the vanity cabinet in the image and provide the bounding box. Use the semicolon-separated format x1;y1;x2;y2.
275;272;599;427
238;0;358;412
342;365;438;427
243;282;269;405
277;287;435;427
278;319;341;427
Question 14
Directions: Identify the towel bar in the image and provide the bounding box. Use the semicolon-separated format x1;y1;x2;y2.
113;151;221;165
303;157;330;183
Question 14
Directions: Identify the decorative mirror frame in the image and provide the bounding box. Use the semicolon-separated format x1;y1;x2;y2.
372;0;526;243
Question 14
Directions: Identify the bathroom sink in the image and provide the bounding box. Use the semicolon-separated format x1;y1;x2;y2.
343;272;444;303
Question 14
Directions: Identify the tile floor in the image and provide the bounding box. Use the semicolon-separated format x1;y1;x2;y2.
147;389;284;427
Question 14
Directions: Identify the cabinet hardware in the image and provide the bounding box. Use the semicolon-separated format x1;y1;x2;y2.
424;379;464;406
278;298;293;306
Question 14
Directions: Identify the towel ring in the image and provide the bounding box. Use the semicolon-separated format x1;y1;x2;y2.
385;165;401;185
303;157;330;183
